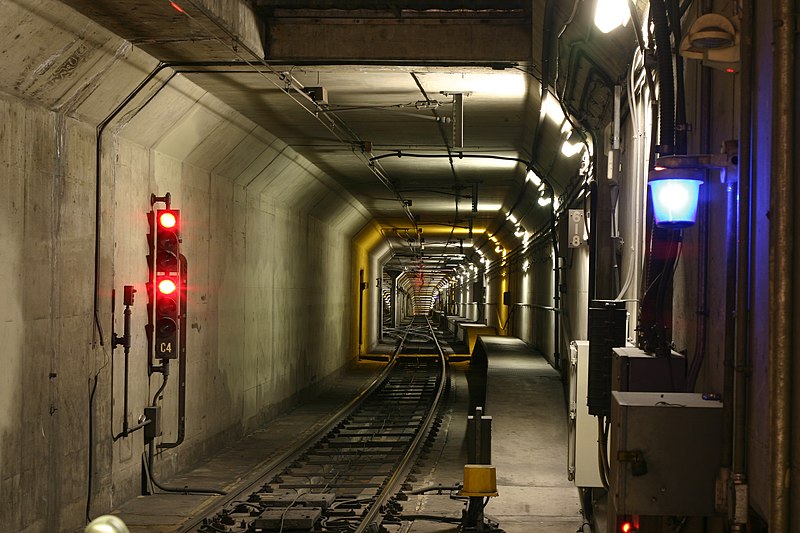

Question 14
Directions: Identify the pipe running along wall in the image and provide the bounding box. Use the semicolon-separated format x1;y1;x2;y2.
770;0;796;530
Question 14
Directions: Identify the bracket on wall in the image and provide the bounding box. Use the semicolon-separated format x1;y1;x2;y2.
654;140;739;183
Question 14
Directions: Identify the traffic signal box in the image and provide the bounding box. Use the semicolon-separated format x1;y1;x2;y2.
148;209;181;359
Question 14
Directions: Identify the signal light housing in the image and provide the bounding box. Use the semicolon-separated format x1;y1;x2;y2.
149;208;181;359
648;168;703;228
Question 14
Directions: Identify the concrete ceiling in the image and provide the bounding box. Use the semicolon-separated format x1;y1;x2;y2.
60;0;640;303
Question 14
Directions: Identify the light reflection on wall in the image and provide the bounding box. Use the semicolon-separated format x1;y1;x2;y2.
499;270;509;336
518;259;532;341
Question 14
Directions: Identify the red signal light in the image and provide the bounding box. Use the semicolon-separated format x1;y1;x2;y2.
158;278;177;295
149;206;182;360
621;521;637;533
159;212;177;229
170;1;186;14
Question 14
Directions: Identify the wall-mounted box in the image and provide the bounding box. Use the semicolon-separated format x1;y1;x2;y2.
303;86;329;104
568;341;604;487
610;392;722;516
144;406;162;441
612;347;687;393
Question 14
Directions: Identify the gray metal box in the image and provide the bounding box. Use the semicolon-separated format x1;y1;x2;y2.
568;341;604;488
144;406;161;441
254;507;322;530
610;392;722;516
612;347;686;392
303;86;329;104
259;491;335;509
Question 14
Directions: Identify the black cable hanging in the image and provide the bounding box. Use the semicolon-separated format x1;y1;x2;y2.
637;0;687;357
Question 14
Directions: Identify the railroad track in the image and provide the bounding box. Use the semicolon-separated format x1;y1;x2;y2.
182;316;449;533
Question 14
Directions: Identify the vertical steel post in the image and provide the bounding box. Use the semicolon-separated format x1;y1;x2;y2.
730;0;754;528
770;0;795;530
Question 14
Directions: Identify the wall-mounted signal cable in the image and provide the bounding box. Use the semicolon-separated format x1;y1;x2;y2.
87;60;178;525
142;358;226;497
110;286;153;440
637;0;684;356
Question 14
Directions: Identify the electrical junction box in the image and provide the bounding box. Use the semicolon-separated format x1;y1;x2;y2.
612;347;687;393
258;491;335;509
144;406;161;441
587;301;628;417
255;508;322;530
303;86;329;104
610;392;722;516
568;341;604;487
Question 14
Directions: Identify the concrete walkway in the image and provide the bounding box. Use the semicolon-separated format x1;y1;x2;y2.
401;336;588;533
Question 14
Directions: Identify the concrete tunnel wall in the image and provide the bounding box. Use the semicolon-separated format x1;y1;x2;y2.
0;1;371;531
352;221;385;354
443;251;562;368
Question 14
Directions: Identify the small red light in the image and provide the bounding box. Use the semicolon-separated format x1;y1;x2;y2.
169;1;186;14
621;522;636;533
159;212;177;229
158;279;177;295
726;68;735;73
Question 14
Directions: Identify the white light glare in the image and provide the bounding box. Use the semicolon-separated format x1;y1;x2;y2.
460;72;528;98
657;182;691;208
505;212;518;224
542;93;566;124
561;140;585;157
594;0;631;33
538;195;552;207
526;170;543;187
475;203;503;212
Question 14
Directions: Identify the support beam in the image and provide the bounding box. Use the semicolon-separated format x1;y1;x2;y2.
60;0;264;61
261;9;531;62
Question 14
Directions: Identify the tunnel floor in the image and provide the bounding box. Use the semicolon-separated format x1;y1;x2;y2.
104;334;589;533
397;335;587;533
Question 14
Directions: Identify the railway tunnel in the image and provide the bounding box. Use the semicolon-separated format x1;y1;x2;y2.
1;0;798;532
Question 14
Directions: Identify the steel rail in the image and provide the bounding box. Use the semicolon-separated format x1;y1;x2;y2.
177;324;413;532
355;316;448;533
179;317;443;533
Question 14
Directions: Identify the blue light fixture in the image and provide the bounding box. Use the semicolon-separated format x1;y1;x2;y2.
648;150;739;228
648;167;703;228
